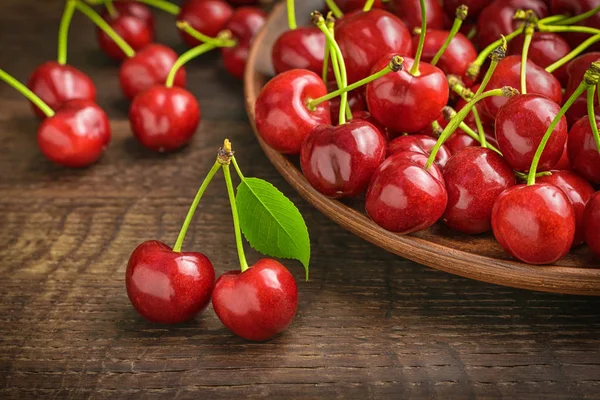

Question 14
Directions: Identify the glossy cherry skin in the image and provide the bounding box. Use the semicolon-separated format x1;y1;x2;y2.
583;192;600;258
212;259;298;341
495;94;567;172
413;29;477;79
255;69;330;154
300;120;386;198
178;0;234;47
221;7;266;79
366;56;449;133
508;32;571;86
335;9;412;84
476;0;549;48
98;14;153;61
443;147;516;234
365;151;447;233
551;0;600;51
480;55;562;120
129;86;200;152
333;0;384;12
537;170;595;245
387;134;451;168
564;53;600;126
126;240;215;324
119;44;186;100
491;183;575;264
28;62;96;119
271;27;325;76
37;99;110;168
389;0;445;31
554;144;572;171
104;1;155;31
568;115;600;184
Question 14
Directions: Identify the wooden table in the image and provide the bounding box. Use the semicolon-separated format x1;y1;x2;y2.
1;1;600;399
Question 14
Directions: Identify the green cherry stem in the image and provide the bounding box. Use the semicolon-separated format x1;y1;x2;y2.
76;1;135;58
538;23;600;36
57;0;77;65
137;0;180;15
587;85;600;153
287;0;297;30
443;106;498;152
549;5;600;26
176;21;237;47
307;56;403;110
105;0;118;18
166;42;217;87
172;160;221;252
520;25;535;94
474;37;507;98
468;29;521;78
324;0;343;18
409;0;427;76
0;69;55;118
231;156;245;181
538;14;568;25
446;75;486;146
363;0;376;12
546;33;600;73
431;5;468;66
324;14;351;120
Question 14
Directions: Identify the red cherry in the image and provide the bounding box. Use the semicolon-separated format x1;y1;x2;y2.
227;0;259;5
476;0;549;48
413;29;477;79
479;55;562;119
366;56;449;133
300;120;386;198
389;0;445;31
254;69;331;154
37;99;110;168
564;53;600;125
495;94;567;172
212;259;298;341
444;131;478;154
508;32;571;86
332;0;384;12
537;170;595;245
492;183;575;264
335;9;412;84
221;7;266;79
568;115;600;184
584;192;600;258
352;110;395;140
554;144;572;171
28;61;96;119
126;240;215;324
178;0;234;47
387;134;451;168
443;147;516;234
271;28;325;76
365;151;447;233
104;1;155;30
129;85;200;152
97;14;153;61
444;0;488;21
551;0;600;51
119;44;186;100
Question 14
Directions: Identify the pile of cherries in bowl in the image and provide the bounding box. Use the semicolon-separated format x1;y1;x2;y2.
254;0;600;266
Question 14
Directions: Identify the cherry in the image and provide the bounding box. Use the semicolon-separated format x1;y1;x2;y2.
568;115;600;184
554;144;572;170
389;0;445;31
221;7;266;79
564;52;600;125
508;32;571;86
366;56;449;133
126;240;215;324
97;12;153;61
537;170;595;245
228;0;258;4
365;151;447;233
495;94;567;172
352;110;394;140
414;29;477;79
178;0;234;47
119;44;186;100
212;258;298;341
335;9;412;84
551;0;600;51
444;0;488;21
328;83;365;124
491;183;575;264
443;147;516;234
129;85;200;152
476;0;549;48
28;62;96;119
102;1;155;31
272;27;326;76
479;55;562;119
444;130;478;154
387;134;451;168
583;192;600;258
255;69;330;154
300;119;386;198
332;0;384;13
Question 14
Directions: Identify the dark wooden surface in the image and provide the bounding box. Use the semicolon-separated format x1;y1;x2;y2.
1;1;600;399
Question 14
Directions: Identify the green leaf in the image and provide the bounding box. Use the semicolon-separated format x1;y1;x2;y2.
236;177;310;279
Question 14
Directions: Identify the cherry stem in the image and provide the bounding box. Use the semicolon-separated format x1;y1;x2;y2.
137;0;180;15
520;25;534;94
431;5;467;66
0;69;55;118
324;0;343;18
549;5;600;26
231;156;245;180
75;1;135;58
447;75;486;147
287;0;297;30
474;38;506;97
105;0;117;18
172;160;221;252
472;107;487;148
176;22;237;48
515;170;552;180
409;0;427;76
538;14;568;25
426;87;518;169
307;56;403;110
166;42;217;87
587;85;600;153
467;26;477;40
538;23;600;36
546;33;600;73
325;14;351;121
469;29;520;78
57;0;77;65
443;106;497;153
363;0;375;12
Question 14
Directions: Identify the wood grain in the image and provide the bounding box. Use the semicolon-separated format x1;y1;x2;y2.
0;1;599;399
244;0;600;296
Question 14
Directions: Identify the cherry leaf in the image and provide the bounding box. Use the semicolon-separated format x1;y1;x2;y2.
236;177;310;279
